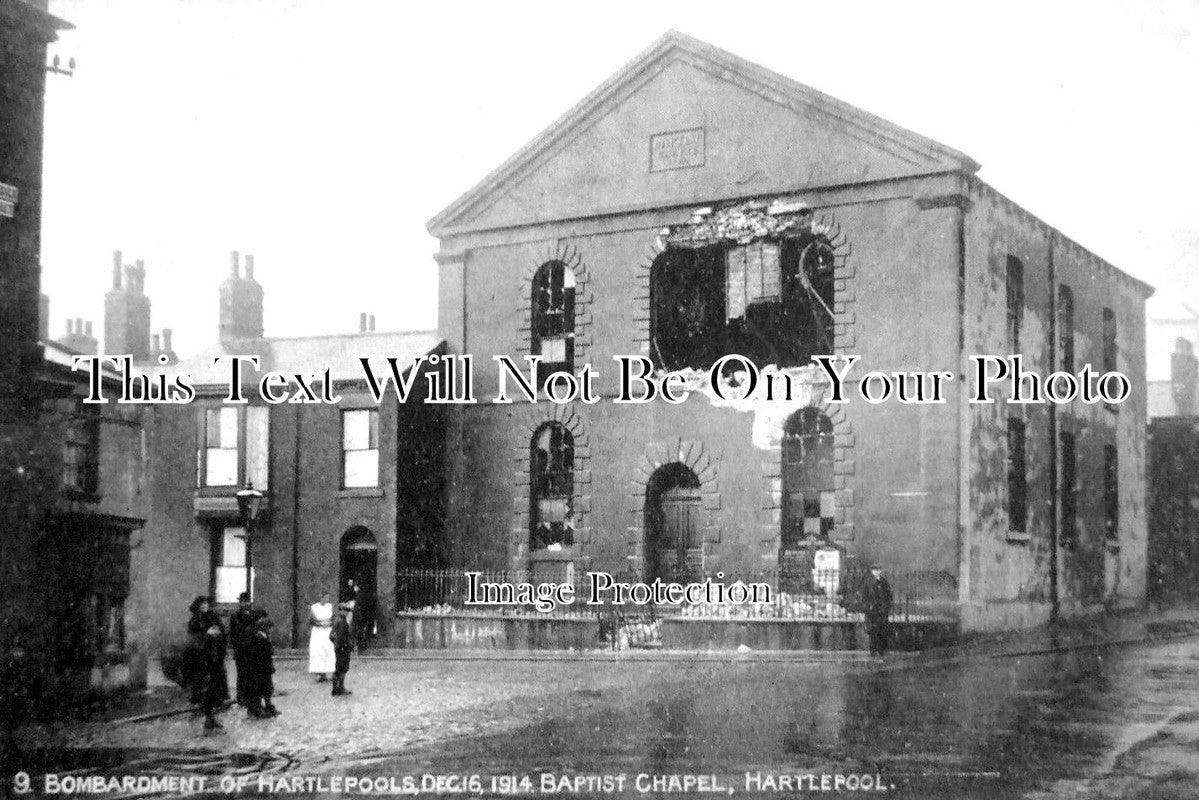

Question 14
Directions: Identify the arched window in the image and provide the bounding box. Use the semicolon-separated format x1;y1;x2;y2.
781;408;835;545
531;261;576;380
530;423;574;550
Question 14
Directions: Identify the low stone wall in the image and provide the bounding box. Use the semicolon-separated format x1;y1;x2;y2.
387;613;958;651
389;613;599;650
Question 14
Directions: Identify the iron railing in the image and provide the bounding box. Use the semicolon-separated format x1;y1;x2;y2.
394;566;957;623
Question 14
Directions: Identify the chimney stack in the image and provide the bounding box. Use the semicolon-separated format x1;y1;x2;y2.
58;316;98;355
104;251;152;361
219;251;264;343
1171;337;1198;416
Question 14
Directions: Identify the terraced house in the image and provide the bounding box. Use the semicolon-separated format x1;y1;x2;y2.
426;31;1152;633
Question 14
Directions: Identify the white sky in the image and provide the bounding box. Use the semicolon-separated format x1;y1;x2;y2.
38;0;1199;378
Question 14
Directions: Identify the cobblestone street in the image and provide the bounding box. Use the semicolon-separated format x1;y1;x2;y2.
14;656;648;767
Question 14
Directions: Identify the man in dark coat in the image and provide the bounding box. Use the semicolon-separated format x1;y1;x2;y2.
243;616;279;718
198;619;229;731
229;592;256;707
331;602;353;696
186;596;228;713
863;565;893;658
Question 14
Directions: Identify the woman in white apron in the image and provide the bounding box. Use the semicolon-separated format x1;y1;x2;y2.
308;592;336;682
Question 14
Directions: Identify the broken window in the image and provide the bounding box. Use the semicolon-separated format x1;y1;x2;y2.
1060;431;1076;547
1006;256;1024;353
1007;418;1027;533
1058;284;1074;373
651;201;837;371
530;422;574;550
531;261;575;382
781;408;835;546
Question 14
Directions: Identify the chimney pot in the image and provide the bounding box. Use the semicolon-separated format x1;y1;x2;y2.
359;312;367;333
369;314;376;332
85;321;93;337
230;250;240;278
152;333;161;352
163;328;173;350
244;254;255;281
75;317;83;334
66;319;73;335
112;250;123;289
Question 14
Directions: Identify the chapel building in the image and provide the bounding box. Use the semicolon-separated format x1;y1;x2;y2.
426;31;1152;631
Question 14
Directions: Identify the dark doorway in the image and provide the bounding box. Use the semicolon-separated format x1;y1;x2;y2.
645;463;703;583
339;527;377;647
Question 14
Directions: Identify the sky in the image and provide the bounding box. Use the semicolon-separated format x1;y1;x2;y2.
37;0;1199;379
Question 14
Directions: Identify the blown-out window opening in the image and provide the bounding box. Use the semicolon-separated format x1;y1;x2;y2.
530;422;575;550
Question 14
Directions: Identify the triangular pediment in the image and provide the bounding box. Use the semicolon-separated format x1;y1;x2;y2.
427;31;977;237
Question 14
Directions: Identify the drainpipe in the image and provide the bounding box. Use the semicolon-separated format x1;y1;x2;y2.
291;404;303;647
1047;233;1060;622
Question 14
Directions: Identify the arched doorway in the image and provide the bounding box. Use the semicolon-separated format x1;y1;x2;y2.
645;463;703;583
339;527;377;646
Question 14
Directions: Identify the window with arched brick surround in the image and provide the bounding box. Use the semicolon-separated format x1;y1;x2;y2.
530;422;574;550
781;408;835;546
531;260;575;381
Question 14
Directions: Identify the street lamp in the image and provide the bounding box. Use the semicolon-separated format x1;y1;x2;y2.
235;481;264;602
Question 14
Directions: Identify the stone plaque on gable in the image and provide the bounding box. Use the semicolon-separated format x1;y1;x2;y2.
650;128;705;172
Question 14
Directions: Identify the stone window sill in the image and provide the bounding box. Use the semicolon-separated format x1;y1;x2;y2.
1006;530;1030;544
337;487;384;499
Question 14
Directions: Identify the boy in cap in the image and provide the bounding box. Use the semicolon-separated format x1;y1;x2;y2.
244;616;280;718
330;602;354;696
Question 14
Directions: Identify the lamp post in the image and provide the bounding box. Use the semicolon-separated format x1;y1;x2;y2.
236;481;264;602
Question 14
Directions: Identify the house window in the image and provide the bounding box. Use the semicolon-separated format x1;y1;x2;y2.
1102;307;1117;373
342;409;379;488
1007;418;1027;533
530;422;574;550
63;405;100;495
781;408;835;545
1058;284;1074;373
1104;445;1119;542
94;594;126;653
1006;256;1024;353
204;407;239;486
196;406;269;489
651;234;835;371
1060;431;1076;547
212;525;248;604
532;261;576;381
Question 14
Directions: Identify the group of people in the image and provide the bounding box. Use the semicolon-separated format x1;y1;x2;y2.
184;593;277;732
306;592;355;695
181;587;360;731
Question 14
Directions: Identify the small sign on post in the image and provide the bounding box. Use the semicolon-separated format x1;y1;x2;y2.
0;182;17;219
